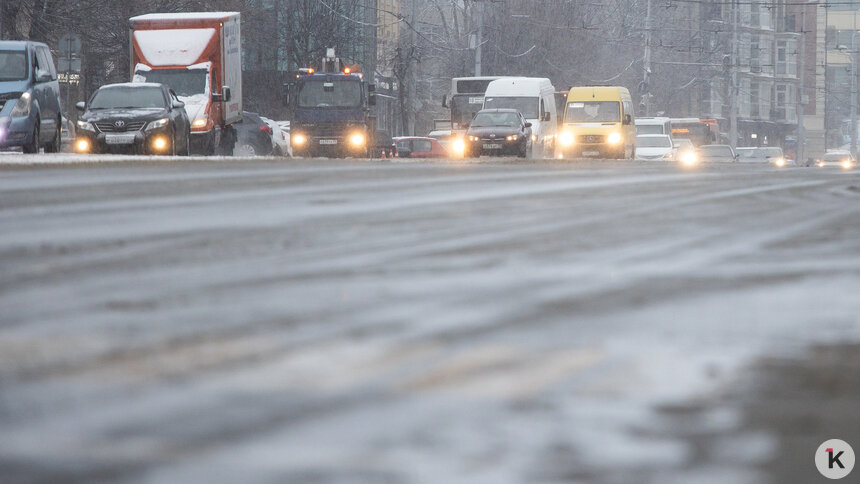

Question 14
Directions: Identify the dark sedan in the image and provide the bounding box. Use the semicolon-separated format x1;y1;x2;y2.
74;83;190;155
234;111;274;156
464;109;532;158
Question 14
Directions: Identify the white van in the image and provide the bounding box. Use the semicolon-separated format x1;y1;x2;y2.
482;77;557;158
635;117;672;136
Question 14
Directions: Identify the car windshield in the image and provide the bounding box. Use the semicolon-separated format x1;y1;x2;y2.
565;101;620;123
0;50;28;81
483;97;539;119
471;112;521;128
822;152;850;162
135;68;207;97
451;94;485;129
297;80;362;109
89;87;166;109
700;146;733;157
636;124;664;135
636;136;671;148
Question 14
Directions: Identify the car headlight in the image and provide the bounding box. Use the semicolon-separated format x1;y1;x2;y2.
10;92;31;117
291;133;307;145
608;132;622;145
663;152;674;159
531;134;537;142
842;160;853;169
452;137;466;155
559;131;574;147
349;132;366;147
467;135;478;142
506;135;518;141
680;151;697;165
774;157;785;167
76;120;96;132
75;138;90;152
191;116;208;129
145;118;169;131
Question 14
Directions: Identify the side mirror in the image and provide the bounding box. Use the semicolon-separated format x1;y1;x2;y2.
36;69;52;83
172;100;185;109
222;86;232;102
524;122;532;128
624;114;632;125
543;112;551;122
75;101;86;112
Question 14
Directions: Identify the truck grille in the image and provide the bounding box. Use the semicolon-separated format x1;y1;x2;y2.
578;134;604;144
95;121;147;133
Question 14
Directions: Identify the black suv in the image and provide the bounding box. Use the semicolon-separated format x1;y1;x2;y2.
75;83;190;155
464;109;532;158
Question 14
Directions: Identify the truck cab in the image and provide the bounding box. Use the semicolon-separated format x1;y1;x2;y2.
286;52;375;158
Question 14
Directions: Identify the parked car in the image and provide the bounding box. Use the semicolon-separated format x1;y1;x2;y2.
394;136;449;158
816;150;855;170
74;82;190;155
262;116;288;156
736;147;787;166
698;144;737;163
234;111;274;156
0;41;63;153
464;109;532;158
634;134;675;161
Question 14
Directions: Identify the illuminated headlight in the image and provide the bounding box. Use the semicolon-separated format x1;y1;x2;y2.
152;137;168;150
292;133;307;145
559;131;575;147
75;138;90;152
452;137;466;155
145;118;169;131
349;132;366;147
10;92;32;117
663;152;674;159
531;134;537;142
607;132;622;145
467;135;479;142
774;157;785;167
680;151;697;165
506;135;518;141
191;117;208;129
842;160;853;169
76;120;96;132
817;161;824;167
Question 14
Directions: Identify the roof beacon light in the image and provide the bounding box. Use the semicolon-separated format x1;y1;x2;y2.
344;67;351;75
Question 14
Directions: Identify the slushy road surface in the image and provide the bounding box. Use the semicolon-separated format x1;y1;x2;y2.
1;156;858;483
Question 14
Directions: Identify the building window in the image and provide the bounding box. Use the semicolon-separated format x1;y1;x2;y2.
776;39;797;76
774;84;795;122
750;82;760;118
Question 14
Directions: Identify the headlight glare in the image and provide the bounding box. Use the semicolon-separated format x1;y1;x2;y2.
292;133;307;145
452;138;466;155
349;132;366;147
191;117;208;129
608;132;622;145
559;131;574;147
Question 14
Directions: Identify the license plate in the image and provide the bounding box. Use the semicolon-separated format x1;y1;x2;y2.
582;151;600;157
105;133;136;145
482;143;502;149
319;139;337;145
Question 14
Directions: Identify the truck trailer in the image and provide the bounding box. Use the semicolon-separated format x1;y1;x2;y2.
129;12;242;155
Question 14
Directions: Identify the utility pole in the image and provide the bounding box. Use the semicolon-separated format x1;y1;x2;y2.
642;0;652;116
851;32;858;158
475;0;483;76
729;0;739;148
796;2;809;166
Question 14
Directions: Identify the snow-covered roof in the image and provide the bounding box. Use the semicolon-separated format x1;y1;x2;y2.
100;82;163;89
134;28;215;66
130;12;239;21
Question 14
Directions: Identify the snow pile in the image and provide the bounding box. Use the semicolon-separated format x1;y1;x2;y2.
134;29;215;66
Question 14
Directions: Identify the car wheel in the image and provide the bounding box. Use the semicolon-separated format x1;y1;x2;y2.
45;118;61;153
23;121;40;154
236;143;257;157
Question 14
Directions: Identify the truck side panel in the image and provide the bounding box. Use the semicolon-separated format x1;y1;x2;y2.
222;15;242;125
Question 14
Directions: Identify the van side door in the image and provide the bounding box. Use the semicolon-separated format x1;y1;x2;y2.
33;46;60;139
